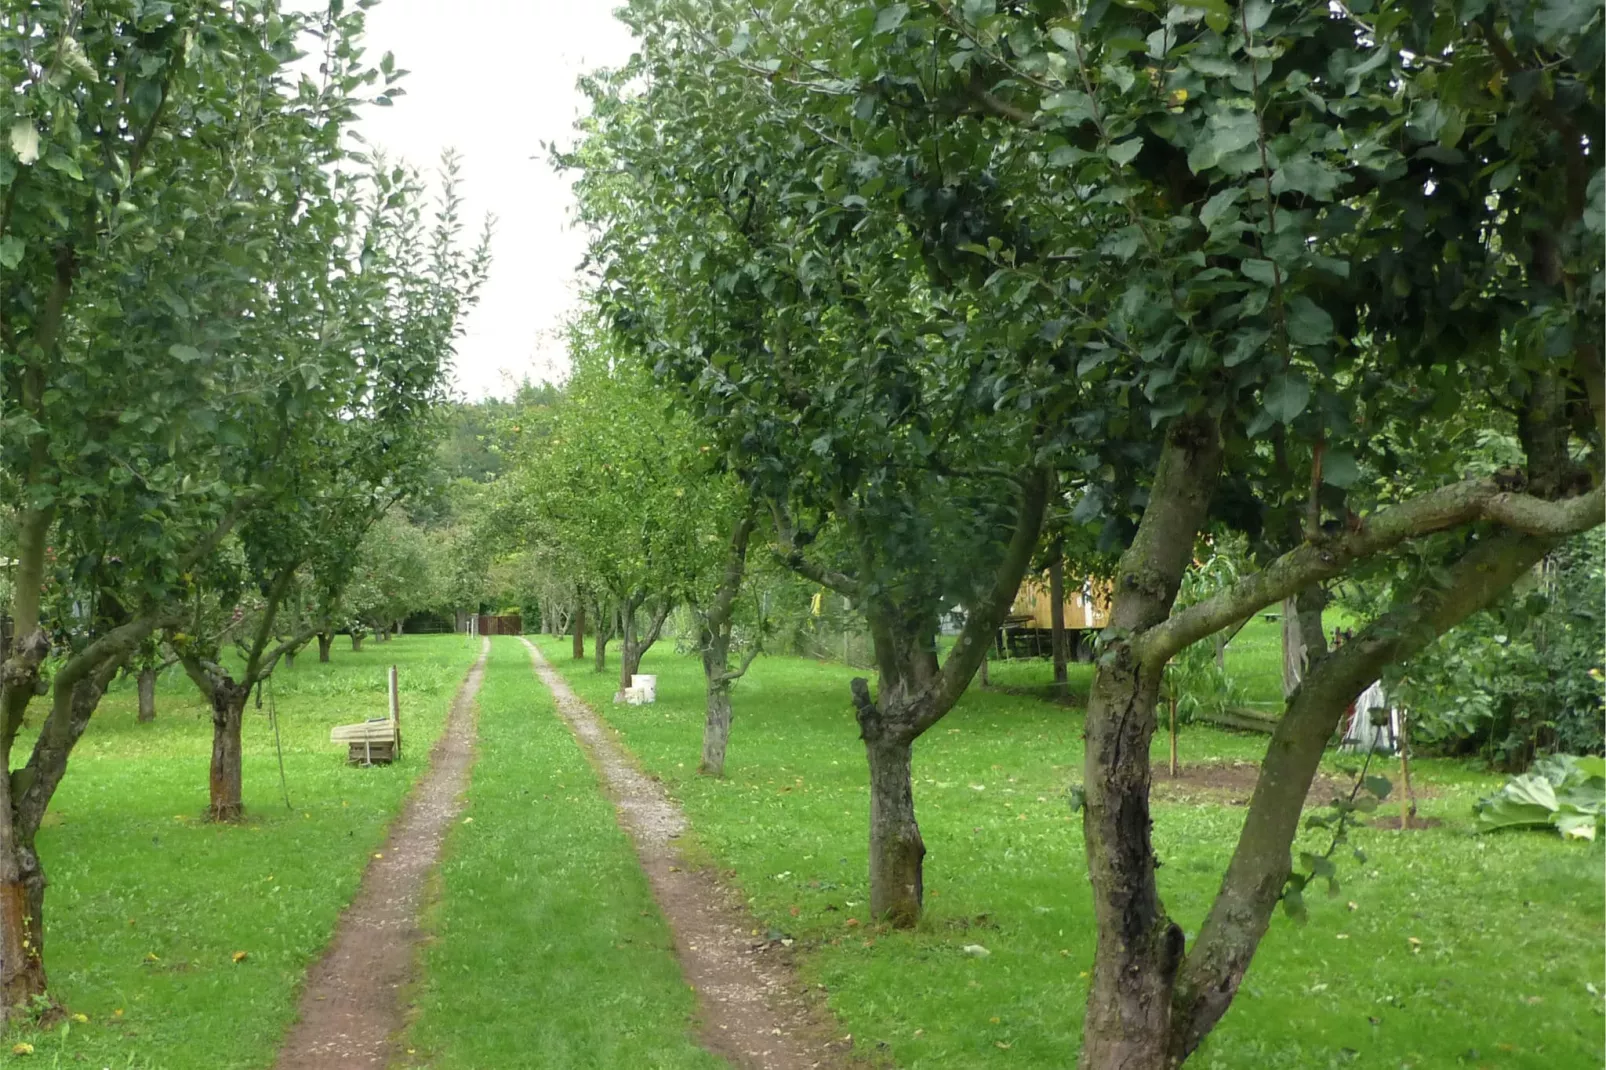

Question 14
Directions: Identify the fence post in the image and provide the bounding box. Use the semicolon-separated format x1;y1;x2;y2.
389;664;401;761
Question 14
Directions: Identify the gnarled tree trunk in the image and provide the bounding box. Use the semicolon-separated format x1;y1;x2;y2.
834;471;1050;928
351;632;364;652
1079;417;1221;1069
572;603;586;660
207;683;249;822
699;677;733;776
697;508;756;777
137;668;157;723
592;602;611;673
1;619;155;1017
317;632;332;662
862;727;923;926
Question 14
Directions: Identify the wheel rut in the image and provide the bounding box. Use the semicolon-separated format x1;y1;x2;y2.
518;638;853;1070
274;638;489;1070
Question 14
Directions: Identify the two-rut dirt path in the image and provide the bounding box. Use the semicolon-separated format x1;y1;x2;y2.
274;636;849;1070
274;638;488;1070
518;638;852;1070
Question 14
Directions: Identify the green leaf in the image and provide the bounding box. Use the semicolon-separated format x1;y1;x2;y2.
1108;137;1144;167
1199;188;1243;229
168;344;203;364
874;4;910;33
1286;296;1334;345
8;121;40;165
1271;155;1343;200
1363;774;1392;800
1322;450;1360;488
43;153;82;181
1188;110;1260;173
1262;373;1310;424
1242;258;1278;286
0;235;22;269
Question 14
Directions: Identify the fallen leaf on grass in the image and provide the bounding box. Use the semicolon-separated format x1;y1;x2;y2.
11;1042;33;1055
232;951;248;963
845;918;860;927
71;1013;87;1024
963;944;990;957
996;1041;1012;1049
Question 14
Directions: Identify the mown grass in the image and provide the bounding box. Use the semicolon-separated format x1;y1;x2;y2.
977;615;1289;708
537;637;1605;1070
3;634;483;1069
403;637;721;1070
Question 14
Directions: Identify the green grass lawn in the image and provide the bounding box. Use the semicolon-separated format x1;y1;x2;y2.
403;637;721;1070
537;637;1605;1070
3;634;483;1068
976;615;1288;708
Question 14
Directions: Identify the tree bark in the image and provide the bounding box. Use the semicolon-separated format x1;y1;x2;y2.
317;632;332;662
593;599;611;673
863;729;923;926
700;680;733;777
1282;587;1328;697
1;617;155;1017
572;603;586;660
208;684;249;822
1080;417;1221;1069
1280;597;1304;697
351;633;364;652
1050;549;1068;686
697;507;757;777
137;669;157;723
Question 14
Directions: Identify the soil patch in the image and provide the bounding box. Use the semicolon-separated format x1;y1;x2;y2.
1370;815;1445;831
519;638;853;1070
274;639;488;1070
1153;761;1356;808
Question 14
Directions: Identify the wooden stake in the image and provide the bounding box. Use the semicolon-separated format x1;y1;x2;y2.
1397;708;1415;831
389;664;401;761
1169;695;1179;778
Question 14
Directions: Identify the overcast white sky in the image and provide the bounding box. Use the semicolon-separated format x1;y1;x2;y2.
355;1;638;400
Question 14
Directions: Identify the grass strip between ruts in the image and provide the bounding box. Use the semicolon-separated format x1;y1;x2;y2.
403;636;722;1070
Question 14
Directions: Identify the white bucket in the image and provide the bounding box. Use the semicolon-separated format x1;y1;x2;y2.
631;674;657;703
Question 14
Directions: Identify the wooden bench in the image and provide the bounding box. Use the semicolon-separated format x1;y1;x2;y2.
332;717;400;765
332;666;401;765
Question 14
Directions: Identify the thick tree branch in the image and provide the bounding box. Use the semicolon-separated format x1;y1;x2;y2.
771;501;860;598
1168;529;1556;1060
1141;480;1605;667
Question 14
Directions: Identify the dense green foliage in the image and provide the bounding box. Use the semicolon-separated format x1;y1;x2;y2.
1388;529;1606;766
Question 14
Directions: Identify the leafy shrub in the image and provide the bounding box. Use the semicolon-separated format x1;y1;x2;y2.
1474;754;1605;841
1387;529;1604;769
